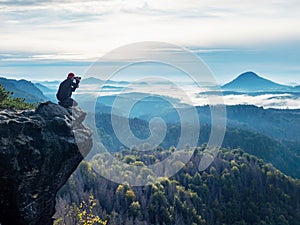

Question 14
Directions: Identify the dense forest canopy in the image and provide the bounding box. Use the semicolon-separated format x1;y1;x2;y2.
56;147;300;225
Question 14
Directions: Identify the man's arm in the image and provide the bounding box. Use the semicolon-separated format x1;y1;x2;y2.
71;81;79;92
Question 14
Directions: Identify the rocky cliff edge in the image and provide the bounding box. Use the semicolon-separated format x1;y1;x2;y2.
0;101;92;225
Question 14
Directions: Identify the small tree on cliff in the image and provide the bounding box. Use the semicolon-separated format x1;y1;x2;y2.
54;195;107;225
76;195;107;225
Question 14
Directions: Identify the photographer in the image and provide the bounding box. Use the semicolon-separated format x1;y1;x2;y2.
56;72;81;108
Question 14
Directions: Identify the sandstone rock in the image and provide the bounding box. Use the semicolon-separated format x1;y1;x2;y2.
0;101;92;225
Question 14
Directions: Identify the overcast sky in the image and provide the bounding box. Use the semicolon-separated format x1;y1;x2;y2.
0;0;299;84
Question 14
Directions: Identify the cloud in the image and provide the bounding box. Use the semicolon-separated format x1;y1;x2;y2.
196;93;300;109
0;0;300;58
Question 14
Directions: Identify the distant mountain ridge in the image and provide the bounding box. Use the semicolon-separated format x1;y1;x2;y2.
0;77;48;103
3;72;300;105
222;71;292;92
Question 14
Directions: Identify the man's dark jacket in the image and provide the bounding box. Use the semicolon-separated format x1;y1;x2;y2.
56;78;78;101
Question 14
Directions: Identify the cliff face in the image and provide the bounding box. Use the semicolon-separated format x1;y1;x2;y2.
0;101;92;225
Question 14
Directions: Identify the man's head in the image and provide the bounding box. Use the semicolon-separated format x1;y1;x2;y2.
67;73;75;80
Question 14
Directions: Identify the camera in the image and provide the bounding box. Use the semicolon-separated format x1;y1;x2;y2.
74;76;81;83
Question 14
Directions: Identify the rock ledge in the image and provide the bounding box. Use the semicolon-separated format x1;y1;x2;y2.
0;101;92;225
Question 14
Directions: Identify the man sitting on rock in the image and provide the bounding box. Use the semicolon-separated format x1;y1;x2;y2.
56;72;81;107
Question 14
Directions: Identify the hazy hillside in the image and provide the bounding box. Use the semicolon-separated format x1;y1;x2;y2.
94;94;300;142
34;83;54;93
0;77;48;103
95;113;300;179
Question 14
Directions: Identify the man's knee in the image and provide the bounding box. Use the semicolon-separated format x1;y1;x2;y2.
59;98;76;108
